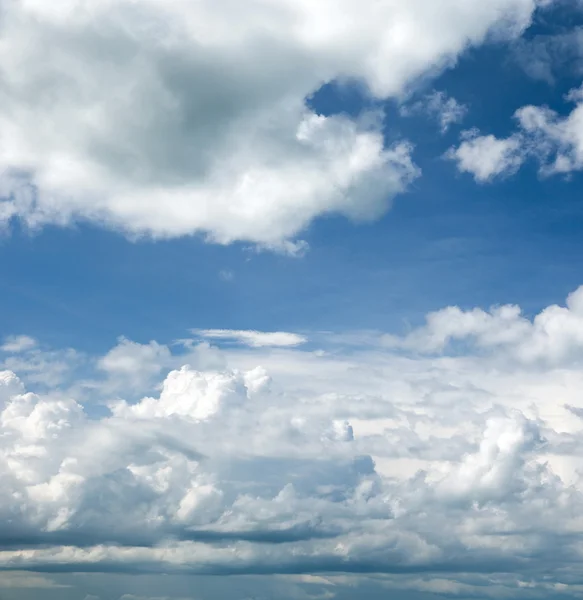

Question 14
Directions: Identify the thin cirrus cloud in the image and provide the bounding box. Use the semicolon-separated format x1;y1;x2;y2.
512;27;583;84
400;90;468;133
193;329;307;348
2;289;583;594
0;0;546;251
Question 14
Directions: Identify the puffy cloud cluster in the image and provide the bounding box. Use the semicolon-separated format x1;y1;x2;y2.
448;83;583;181
0;362;378;560
0;0;546;249
384;284;583;364
3;290;583;598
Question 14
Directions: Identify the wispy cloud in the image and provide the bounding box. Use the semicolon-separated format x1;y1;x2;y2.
192;329;307;348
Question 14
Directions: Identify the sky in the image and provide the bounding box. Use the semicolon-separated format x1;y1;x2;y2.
4;0;583;599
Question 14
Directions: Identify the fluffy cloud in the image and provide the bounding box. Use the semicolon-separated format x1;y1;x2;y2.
4;289;583;598
383;284;583;364
446;130;525;182
449;83;583;181
0;0;545;249
515;87;583;175
98;337;172;383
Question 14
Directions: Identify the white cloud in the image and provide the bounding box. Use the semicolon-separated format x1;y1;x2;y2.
111;365;260;421
194;329;307;348
446;130;525;182
515;88;583;175
450;83;583;181
0;344;82;388
383;285;583;364
0;0;544;249
0;371;25;403
0;336;37;353
5;289;583;597
98;337;172;381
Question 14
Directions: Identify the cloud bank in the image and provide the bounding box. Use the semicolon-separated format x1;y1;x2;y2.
2;289;583;598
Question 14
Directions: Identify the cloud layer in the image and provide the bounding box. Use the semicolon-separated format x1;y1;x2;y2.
0;0;545;249
3;289;583;598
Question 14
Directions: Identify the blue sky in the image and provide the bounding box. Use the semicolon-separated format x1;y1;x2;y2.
3;1;583;600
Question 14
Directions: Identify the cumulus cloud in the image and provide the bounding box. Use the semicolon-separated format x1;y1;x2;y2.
4;289;583;598
449;82;583;181
446;130;525;182
193;329;307;348
0;0;545;249
383;284;583;364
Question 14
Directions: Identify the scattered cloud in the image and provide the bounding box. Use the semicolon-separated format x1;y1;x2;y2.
1;336;38;354
0;2;580;599
0;0;543;249
514;86;583;175
446;130;525;182
449;83;583;181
